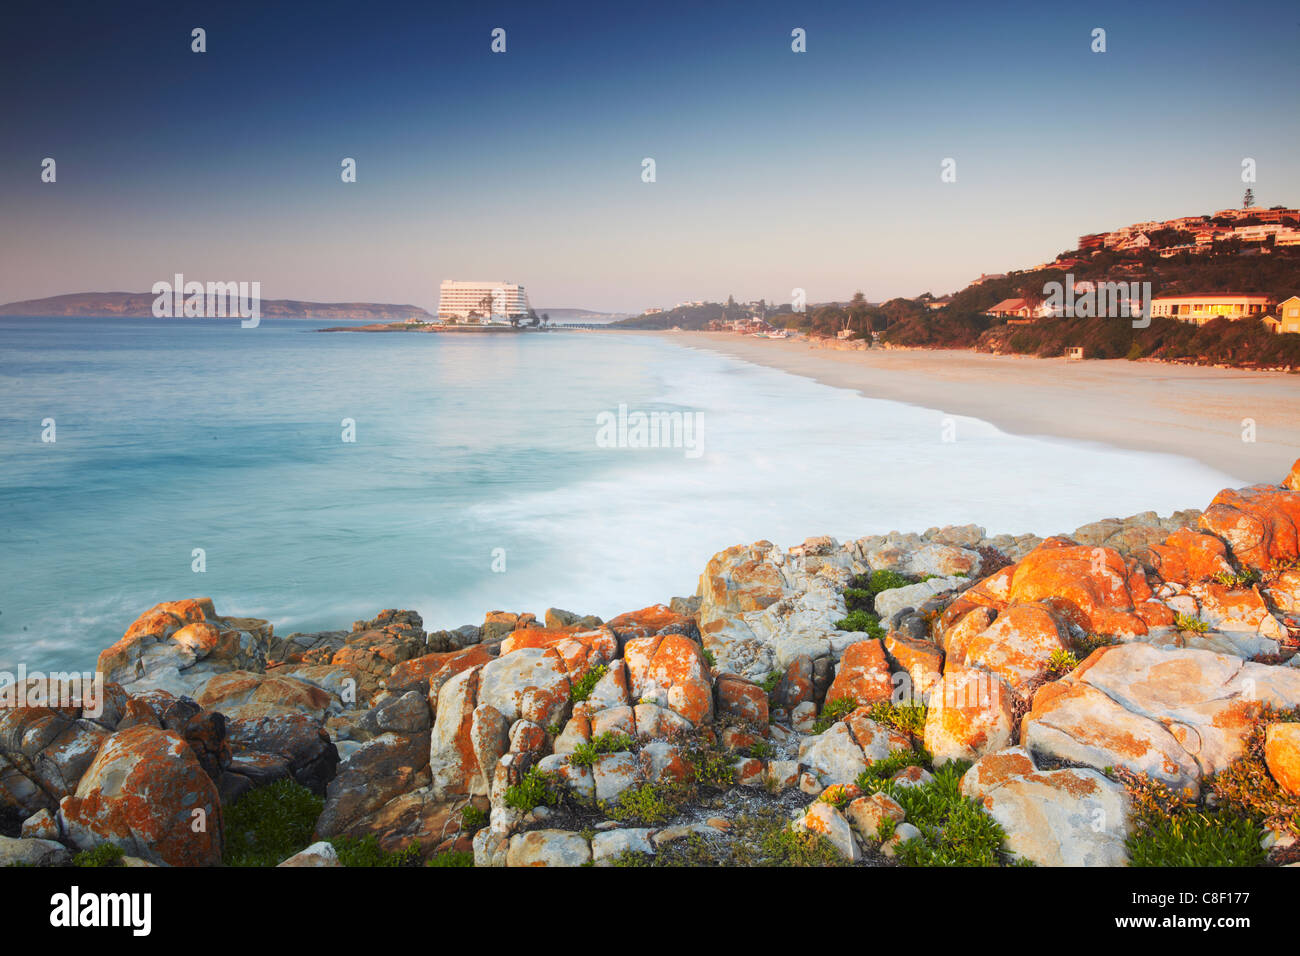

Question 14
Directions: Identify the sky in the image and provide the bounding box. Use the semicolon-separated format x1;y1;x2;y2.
1;0;1298;314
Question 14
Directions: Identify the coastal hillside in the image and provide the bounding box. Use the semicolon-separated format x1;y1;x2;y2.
0;291;432;321
5;462;1299;868
876;246;1300;365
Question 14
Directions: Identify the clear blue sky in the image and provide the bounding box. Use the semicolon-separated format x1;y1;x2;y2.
2;0;1297;312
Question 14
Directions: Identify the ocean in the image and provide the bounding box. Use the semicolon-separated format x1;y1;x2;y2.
0;316;1245;673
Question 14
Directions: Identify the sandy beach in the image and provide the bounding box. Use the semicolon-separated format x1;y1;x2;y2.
667;332;1300;485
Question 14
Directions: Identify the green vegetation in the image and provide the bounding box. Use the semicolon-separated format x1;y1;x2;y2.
759;671;782;695
612;806;849;867
844;570;918;612
702;648;717;668
865;701;928;738
842;587;872;608
975;312;1300;368
1118;769;1266;867
602;781;694;826
569;731;634;768
832;609;884;638
876;245;1300;369
223;778;325;867
1213;568;1261;589
1073;633;1120;657
599;729;736;825
1206;705;1300;838
756;825;849;867
818;785;856;809
329;834;423;867
871;761;1013;866
73;843;126;868
503;766;562;813
569;664;608;703
748;738;775;760
866;570;916;596
460;804;488;834
812;695;859;734
834;570;922;636
604;782;684;825
1044;648;1080;679
649;246;1300;372
1115;707;1300;866
427;850;475;867
682;734;737;790
1174;612;1210;634
856;748;933;792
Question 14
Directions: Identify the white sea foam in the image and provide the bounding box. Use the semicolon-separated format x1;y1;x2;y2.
0;319;1248;667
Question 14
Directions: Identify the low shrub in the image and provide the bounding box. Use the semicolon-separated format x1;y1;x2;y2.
1118;768;1267;867
73;843;126;868
1074;633;1119;657
503;766;561;813
832;609;884;638
569;731;634;768
865;701;928;738
223;777;325;867
1212;568;1261;589
1205;705;1300;838
875;761;1012;866
812;695;858;734
856;748;933;792
569;665;608;703
329;834;423;867
603;782;688;826
1044;648;1080;680
427;850;475;867
1174;613;1209;634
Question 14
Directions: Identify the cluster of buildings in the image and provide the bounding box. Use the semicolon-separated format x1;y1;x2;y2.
1077;206;1300;258
643;299;763;317
710;316;782;334
985;290;1300;334
434;280;531;323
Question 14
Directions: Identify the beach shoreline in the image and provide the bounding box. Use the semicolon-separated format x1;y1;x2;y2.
660;332;1300;485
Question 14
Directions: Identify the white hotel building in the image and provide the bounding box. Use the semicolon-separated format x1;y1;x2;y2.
437;280;530;322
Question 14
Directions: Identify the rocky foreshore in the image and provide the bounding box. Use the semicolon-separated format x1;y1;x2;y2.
4;464;1300;868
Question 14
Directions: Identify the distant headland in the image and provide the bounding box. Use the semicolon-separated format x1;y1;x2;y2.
0;292;432;321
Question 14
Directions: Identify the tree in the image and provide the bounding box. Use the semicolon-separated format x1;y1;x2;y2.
1244;188;1256;209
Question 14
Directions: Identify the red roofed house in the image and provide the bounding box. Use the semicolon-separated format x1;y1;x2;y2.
986;297;1033;319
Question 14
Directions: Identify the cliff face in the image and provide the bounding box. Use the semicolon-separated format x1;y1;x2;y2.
0;291;431;320
3;462;1300;868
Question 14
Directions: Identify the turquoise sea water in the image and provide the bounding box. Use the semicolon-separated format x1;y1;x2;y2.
0;317;1245;672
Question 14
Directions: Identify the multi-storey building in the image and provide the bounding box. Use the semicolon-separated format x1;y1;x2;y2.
1147;293;1275;326
437;280;530;321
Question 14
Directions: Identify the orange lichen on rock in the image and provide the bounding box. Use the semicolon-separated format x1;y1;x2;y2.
58;724;224;867
1138;528;1235;585
1199;483;1300;571
824;639;894;709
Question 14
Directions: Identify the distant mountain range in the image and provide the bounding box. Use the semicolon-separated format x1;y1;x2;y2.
0;292;432;320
